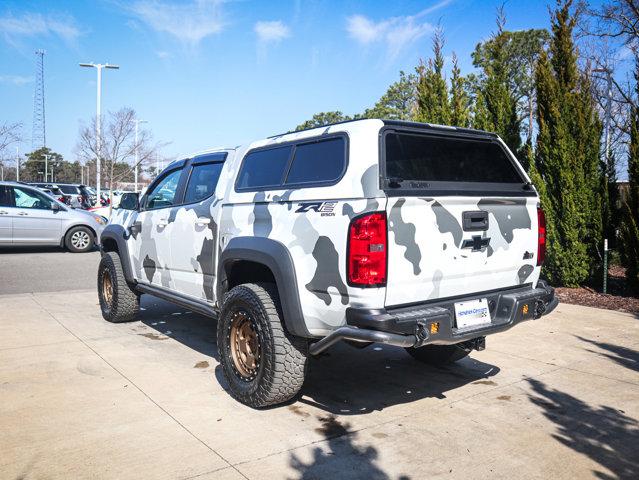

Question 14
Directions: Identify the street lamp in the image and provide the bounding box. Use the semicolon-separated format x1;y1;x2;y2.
134;119;148;192
79;62;119;200
41;154;50;182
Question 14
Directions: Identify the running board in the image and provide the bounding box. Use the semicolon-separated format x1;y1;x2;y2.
136;284;216;318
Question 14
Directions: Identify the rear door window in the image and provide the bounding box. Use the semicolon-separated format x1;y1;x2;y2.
285;137;346;185
384;132;524;185
236;146;292;190
184;162;224;203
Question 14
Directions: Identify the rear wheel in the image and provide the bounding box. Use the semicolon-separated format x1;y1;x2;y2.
405;343;470;365
65;226;94;253
217;283;308;408
98;251;139;323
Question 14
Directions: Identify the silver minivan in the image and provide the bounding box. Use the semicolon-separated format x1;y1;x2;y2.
0;181;107;252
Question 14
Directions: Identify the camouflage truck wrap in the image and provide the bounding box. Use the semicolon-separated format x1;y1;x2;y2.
99;119;558;407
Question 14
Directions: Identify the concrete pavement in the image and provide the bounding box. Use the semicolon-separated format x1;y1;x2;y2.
1;290;638;479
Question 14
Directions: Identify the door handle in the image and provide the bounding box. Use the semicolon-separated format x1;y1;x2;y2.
157;219;168;227
18;212;28;216
195;217;211;226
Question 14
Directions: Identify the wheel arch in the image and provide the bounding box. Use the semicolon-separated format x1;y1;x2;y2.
100;224;136;284
218;237;311;338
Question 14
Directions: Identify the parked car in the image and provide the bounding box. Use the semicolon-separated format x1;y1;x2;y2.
29;183;72;205
33;185;69;205
0;181;107;252
98;118;558;407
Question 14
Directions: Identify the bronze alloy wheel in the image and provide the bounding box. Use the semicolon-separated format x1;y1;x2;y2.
101;269;114;307
229;310;261;380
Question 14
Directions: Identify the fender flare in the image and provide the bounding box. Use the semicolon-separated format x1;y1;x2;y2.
218;236;311;338
100;224;136;284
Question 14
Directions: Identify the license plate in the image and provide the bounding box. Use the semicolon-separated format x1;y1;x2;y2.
454;298;490;329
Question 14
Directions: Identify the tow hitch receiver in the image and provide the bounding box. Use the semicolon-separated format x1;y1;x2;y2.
463;336;486;352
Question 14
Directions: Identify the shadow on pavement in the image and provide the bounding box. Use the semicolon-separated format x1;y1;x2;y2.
576;335;639;373
138;294;500;416
138;295;219;359
0;245;99;254
300;346;499;415
289;414;410;480
527;378;639;479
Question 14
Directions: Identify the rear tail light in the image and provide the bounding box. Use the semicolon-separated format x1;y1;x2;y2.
347;212;387;286
537;207;546;266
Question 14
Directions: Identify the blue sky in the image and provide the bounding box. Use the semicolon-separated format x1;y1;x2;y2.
0;0;603;163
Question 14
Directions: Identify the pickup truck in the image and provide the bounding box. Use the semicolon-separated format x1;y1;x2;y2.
98;119;557;407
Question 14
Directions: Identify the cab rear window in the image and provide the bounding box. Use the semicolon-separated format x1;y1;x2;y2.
384;131;524;185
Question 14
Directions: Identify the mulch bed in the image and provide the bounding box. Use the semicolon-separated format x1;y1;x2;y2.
555;265;639;314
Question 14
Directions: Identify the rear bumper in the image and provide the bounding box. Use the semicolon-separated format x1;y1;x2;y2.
309;281;557;356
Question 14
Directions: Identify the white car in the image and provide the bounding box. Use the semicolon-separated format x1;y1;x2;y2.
0;181;107;252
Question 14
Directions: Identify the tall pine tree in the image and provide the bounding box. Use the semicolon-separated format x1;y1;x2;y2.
450;53;470;127
471;9;522;154
531;0;603;287
415;29;450;125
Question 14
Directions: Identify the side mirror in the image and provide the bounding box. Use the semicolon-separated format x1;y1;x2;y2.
118;192;139;210
51;202;61;212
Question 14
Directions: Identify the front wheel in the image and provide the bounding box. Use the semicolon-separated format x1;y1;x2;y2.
65;226;94;253
217;283;308;408
98;251;140;323
405;343;470;365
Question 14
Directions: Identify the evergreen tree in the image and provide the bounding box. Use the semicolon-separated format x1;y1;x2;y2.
471;9;522;154
363;71;417;120
449;53;470;127
620;61;639;291
415;29;450;124
295;111;352;131
532;0;604;287
22;147;64;182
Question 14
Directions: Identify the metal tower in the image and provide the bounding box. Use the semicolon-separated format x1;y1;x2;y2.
32;49;46;149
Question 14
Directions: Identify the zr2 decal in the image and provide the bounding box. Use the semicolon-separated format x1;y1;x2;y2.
295;201;337;217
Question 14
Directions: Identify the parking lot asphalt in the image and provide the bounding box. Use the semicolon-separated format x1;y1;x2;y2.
1;251;638;479
0;247;100;294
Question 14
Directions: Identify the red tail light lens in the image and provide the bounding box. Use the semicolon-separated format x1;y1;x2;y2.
347;212;387;286
537;207;546;266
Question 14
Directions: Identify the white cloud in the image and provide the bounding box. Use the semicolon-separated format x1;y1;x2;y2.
254;20;290;45
128;0;226;46
346;0;453;60
0;75;33;86
156;50;171;59
0;12;81;44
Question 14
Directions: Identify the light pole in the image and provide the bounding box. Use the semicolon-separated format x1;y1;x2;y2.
15;147;19;182
134;119;147;192
41;154;50;182
79;62;119;200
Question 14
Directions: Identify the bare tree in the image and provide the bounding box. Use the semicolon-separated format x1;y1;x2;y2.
0;122;22;155
75;108;166;196
578;1;639;174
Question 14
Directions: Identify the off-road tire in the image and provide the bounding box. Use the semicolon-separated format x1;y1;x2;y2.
217;283;308;408
65;226;95;253
98;251;140;323
405;344;470;365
